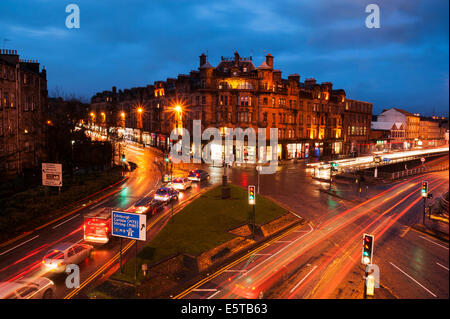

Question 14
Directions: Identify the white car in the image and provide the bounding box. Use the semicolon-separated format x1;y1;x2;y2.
42;242;93;273
0;277;56;299
171;177;192;191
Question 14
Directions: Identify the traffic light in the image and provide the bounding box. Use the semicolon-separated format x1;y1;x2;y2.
421;181;428;197
165;156;169;163
361;234;374;265
248;185;256;205
330;162;339;172
121;154;125;162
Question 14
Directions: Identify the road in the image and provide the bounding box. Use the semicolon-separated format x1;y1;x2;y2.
0;143;221;299
1;144;448;299
177;162;449;299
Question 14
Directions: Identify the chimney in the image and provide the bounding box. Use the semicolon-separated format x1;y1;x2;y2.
266;53;273;69
199;53;206;67
234;51;240;62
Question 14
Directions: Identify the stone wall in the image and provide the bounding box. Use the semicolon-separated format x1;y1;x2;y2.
260;212;300;237
197;236;255;273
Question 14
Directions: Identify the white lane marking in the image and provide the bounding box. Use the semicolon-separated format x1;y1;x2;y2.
207;289;221;299
289;265;318;293
252;253;272;256
389;262;437;298
224;270;247;273
52;214;80;229
0;235;39;256
244;223;314;276
419;236;449;250
193;288;217;292
436;262;449;271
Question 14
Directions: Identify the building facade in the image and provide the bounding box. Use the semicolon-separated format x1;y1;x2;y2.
0;49;48;179
376;108;420;149
90;52;373;160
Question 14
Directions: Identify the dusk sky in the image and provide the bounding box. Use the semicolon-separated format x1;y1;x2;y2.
0;0;448;116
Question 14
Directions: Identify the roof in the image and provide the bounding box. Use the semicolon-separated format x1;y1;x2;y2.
199;61;214;69
371;121;404;131
381;107;416;117
257;61;271;69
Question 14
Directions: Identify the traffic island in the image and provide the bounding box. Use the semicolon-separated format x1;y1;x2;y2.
88;184;303;298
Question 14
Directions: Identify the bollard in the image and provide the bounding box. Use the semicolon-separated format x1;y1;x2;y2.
142;263;148;276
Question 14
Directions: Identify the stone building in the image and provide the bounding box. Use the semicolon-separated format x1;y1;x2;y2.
90;52;373;160
0;49;48;179
376;108;420;149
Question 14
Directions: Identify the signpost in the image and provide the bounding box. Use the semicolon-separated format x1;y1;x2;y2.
421;157;425;164
111;211;146;278
42;163;62;187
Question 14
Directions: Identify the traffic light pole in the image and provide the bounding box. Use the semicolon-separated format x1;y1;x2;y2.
423;196;426;225
329;165;332;191
253;204;256;239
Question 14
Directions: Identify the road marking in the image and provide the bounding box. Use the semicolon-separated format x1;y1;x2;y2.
436;262;449;271
252;253;272;256
400;226;410;238
224;269;247;273
192;288;217;292
275;240;293;243
0;235;39;256
389;262;437;298
419;236;449;250
174;223;311;299
289;265;318;293
207;289;221;299
52;214;80;229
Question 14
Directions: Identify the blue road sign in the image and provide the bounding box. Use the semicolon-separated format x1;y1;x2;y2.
111;211;146;241
382;157;391;162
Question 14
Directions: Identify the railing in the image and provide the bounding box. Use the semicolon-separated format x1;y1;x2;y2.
387;163;449;180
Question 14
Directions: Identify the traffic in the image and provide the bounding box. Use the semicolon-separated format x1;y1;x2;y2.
0;151;212;299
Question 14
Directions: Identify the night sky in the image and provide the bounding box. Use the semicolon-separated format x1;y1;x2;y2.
0;0;448;116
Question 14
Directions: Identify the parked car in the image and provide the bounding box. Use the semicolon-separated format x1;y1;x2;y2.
153;187;179;202
170;177;192;191
42;242;93;273
0;277;56;299
188;169;209;181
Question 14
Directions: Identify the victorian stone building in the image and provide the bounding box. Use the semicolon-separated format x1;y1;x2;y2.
0;49;48;179
90;52;373;160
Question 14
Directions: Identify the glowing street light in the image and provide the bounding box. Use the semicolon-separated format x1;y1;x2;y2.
137;107;143;114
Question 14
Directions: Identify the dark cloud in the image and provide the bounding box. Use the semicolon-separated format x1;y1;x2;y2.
0;0;448;115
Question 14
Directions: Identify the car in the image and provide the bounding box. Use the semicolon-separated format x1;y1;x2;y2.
0;277;56;299
170;177;192;191
42;242;93;273
188;169;209;181
153;187;179;202
232;282;264;299
133;197;154;214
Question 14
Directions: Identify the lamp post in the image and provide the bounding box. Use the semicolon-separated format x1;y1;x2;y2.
137;107;143;144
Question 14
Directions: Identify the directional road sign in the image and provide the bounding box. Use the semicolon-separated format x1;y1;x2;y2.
111;211;146;241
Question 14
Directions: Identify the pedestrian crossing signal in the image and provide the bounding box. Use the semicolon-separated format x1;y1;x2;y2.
248;185;255;205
